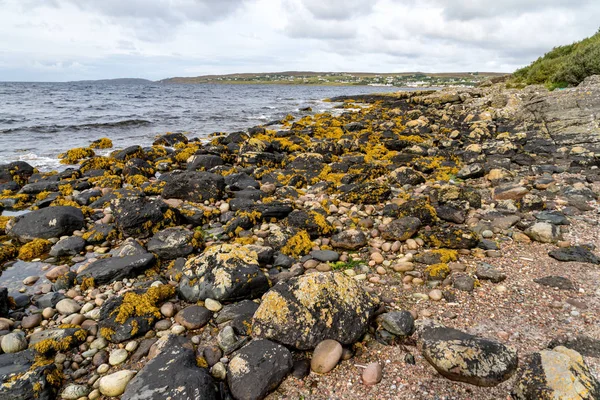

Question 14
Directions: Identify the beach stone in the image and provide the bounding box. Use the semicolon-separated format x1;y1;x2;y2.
0;349;59;400
147;227;199;260
130;338;157;362
8;206;85;242
187;154;224;171
381;217;421;241
179;244;270;302
161;170;225;203
331;229;367;250
55;298;81;315
215;300;259;335
453;274;475;292
311;339;343;373
534;276;575;290
76;253;156;285
419;321;518;387
224;172;260;191
204;298;222;312
99;370;137;397
512;346;600;400
112;197;177;239
0;287;8;317
548;246;600;264
362;362;383;386
1;332;28;353
428;289;443;301
36;292;65;309
525;222;560;243
61;383;90;400
122;335;219;400
425;225;479;249
160;302;175;318
476;263;506;283
377;311;415;338
310;250;339;262
21;313;42;329
109;349;129;366
49;236;86;257
227;339;293;400
252;272;379;350
174;305;212;330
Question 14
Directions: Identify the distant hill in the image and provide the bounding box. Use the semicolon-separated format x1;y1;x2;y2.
69;78;154;84
512;30;600;89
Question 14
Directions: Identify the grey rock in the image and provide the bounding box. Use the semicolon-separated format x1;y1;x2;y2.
377;311;415;338
548;246;600;264
534;276;575;290
76;253;156;285
8;206;84;242
147;227;198;260
49;236;86;257
476;263;507;283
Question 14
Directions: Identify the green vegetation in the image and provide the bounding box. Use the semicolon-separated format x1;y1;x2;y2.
512;29;600;89
330;259;364;270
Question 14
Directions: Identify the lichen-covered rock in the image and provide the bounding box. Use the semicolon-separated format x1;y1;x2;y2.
0;349;60;400
252;272;379;350
122;335;218;400
424;225;479;249
512;346;600;400
76;253;156;285
285;210;334;239
419;321;518;387
178;244;270;302
161;171;225;203
227;339;293;400
147;227;201;259
381;217;421;241
8;206;84;242
98;284;175;343
28;327;87;356
338;181;391;204
112;197;178;239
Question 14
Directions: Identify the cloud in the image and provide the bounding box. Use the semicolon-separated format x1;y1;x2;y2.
300;0;377;20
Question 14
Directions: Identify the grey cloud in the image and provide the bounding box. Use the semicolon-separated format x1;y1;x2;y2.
300;0;377;21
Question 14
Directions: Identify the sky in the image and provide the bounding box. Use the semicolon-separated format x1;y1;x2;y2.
0;0;598;81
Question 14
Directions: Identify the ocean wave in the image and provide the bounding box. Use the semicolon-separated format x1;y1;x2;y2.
0;119;152;134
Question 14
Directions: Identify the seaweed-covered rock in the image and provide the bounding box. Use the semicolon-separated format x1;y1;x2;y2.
227;339;293;400
187;154;224;171
419;321;518;387
512;347;600;400
252;272;379;350
338;182;391;204
381;217;421;241
147;227;201;259
0;349;60;400
8;206;84;242
161;171;225;203
98;284;175;343
224;172;259;191
28;327;87;356
112;197;177;239
178;244;270;302
122;335;219;400
153;132;188;147
424;225;479;249
285;210;334;239
76;253;156;285
390;167;425;186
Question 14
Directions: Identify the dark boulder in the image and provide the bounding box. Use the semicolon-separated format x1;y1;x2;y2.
112;197;177;239
285;210;334;239
227;339;293;400
252;272;379;350
161;171;225;203
187;154;224;171
0;287;8;317
224;173;260;191
8;206;85;242
0;349;59;400
49;236;86;257
147;227;200;260
76;253;156;285
153;132;188;147
122;335;219;400
338;181;391;204
381;217;421;241
548;246;600;264
424;225;479;249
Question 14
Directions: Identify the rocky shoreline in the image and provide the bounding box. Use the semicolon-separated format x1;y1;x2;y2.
1;76;600;399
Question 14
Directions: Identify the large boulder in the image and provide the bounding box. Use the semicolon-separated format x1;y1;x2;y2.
147;227;200;259
76;253;156;285
381;217;421;241
161;171;225;203
122;335;219;400
252;272;380;350
111;197;177;239
0;349;59;400
178;244;270;302
419;321;518;387
8;206;84;242
227;339;293;400
512;346;600;400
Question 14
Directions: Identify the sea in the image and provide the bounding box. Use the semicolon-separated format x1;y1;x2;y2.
0;82;407;172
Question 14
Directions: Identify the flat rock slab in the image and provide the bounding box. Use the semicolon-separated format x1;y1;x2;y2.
8;206;84;242
0;349;58;400
548;246;600;264
533;276;576;290
76;253;156;285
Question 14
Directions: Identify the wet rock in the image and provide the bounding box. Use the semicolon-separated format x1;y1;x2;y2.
8;206;84;242
227;339;293;400
0;287;8;317
76;253;156;285
161;171;225;203
0;349;59;400
525;222;560;243
252;272;379;350
381;217;421;241
179;244;270;302
419;321;518;387
36;292;65;309
548;246;600;264
147;227;199;259
330;229;367;250
377;311;415;338
48;236;85;257
153;132;188;146
99;370;137;397
534;276;575;290
534;211;570;225
174;305;212;330
476;263;506;283
112;197;177;239
512;346;600;400
311;339;343;374
224;173;260;191
187;154;224;171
